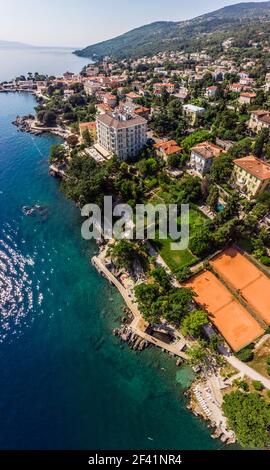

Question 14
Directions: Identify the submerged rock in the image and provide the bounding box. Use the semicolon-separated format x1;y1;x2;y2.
22;204;50;221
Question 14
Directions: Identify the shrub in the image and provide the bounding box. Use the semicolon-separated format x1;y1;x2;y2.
238;380;249;392
260;256;270;267
252;380;264;392
236;345;254;362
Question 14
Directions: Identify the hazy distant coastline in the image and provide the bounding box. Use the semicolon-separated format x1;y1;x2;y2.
0;40;79;50
0;43;89;82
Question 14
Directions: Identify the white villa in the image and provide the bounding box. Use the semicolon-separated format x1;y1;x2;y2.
190;141;224;176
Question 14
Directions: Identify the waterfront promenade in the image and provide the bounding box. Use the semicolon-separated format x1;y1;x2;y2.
92;254;188;360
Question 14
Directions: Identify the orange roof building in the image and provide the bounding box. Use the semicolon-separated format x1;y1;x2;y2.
185;270;263;352
103;93;117;107
239;92;257;104
126;92;141;102
153;83;175;94
154;140;183;159
231;155;270;197
134;106;150;120
229;83;243;93
96;103;112;114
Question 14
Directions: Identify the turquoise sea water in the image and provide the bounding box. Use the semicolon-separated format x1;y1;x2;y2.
0;92;222;450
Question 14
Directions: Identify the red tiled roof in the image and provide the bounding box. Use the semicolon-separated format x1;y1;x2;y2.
252;110;270;124
96;103;112;112
154;83;175;88
104;93;116;99
126;92;140;99
154;140;183;156
192;141;223;160
234;155;270;180
134;106;150;115
240;92;256;98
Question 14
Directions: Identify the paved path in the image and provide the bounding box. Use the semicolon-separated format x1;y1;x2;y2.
219;346;270;390
92;255;188;360
254;335;270;351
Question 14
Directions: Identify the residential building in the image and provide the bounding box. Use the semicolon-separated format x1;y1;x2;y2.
103;93;117;108
96;112;147;160
183;104;205;125
231;155;270;198
36;81;48;93
239;77;254;86
18;80;34;89
222;38;234;50
249;110;270;133
126;92;141;103
239;92;256;105
153;83;175;95
84;81;102;96
190;141;223;176
154;67;168;76
239;71;249;80
63;71;74;81
154;140;183;160
229;83;243;93
63;89;75;99
86;65;99;76
133;106;151;120
96;103;112;114
173;87;189;102
205;85;218;98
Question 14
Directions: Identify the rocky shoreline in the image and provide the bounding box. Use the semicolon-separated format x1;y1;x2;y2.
12;115;43;135
12;115;69;138
113;324;150;352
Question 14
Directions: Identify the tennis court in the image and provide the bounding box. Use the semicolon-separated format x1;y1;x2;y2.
185;270;264;352
210;248;270;325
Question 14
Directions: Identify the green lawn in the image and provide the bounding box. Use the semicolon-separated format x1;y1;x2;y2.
147;189;208;272
152;237;197;271
152;208;207;272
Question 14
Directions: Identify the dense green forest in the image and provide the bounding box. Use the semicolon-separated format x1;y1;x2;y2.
75;2;270;59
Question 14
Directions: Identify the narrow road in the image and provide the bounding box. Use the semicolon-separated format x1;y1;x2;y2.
224;355;270;390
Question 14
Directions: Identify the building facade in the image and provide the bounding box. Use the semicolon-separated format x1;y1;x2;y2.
154;140;183;161
190;142;223;176
249;110;270;133
96;112;147;160
239;92;256;105
183;104;205;125
231;155;270;198
84;81;102;96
